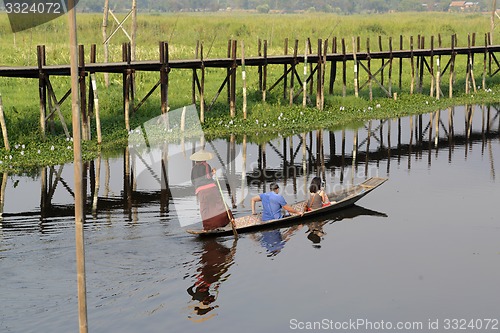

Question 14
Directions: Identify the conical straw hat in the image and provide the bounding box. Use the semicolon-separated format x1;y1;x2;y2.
189;149;214;161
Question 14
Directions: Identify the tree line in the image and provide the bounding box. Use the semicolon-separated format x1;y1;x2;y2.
79;0;493;14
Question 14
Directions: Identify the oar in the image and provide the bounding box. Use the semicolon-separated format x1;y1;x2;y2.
214;173;238;239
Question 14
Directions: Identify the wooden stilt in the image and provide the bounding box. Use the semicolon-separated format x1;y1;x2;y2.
329;37;337;95
410;36;415;95
227;39;232;104
388;37;393;96
419;36;425;94
430;36;435;98
308;38;314;96
230;40;237;118
379;35;384;86
37;45;47;138
316;39;322;109
241;41;247;120
78;45;89;140
303;39;308;108
0;95;9;151
160;41;169;115
342;38;347;97
367;37;372;101
200;43;205;123
263;40;268;102
399;35;403;90
352;37;358;98
483;33;488;90
89;44;101;144
450;35;456;98
289;39;298;106
283;38;288;100
192;41;199;104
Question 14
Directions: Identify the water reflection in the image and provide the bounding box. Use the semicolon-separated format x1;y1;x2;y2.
0;104;498;233
186;239;236;322
1;104;499;332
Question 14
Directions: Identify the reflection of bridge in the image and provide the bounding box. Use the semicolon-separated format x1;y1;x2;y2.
0;105;498;231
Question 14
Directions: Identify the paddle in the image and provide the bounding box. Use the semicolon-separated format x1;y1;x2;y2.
214;173;238;239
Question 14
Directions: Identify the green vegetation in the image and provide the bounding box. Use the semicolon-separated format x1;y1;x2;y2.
0;11;499;171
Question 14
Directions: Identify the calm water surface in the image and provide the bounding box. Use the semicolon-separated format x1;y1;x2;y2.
1;105;499;333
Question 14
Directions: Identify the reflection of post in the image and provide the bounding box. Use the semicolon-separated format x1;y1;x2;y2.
160;142;169;215
409;116;413;170
230;134;236;208
365;121;371;177
302;133;307;177
387;120;391;174
40;167;47;219
352;129;358;184
488;139;496;181
340;129;346;183
241;135;247;208
0;172;7;220
448;107;454;162
435;110;440;148
124;147;132;215
428;113;433;167
92;151;101;216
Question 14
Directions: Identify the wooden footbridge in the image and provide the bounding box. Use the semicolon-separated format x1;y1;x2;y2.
0;33;500;141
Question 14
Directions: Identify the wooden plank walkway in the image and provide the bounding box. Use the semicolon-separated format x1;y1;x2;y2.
2;45;500;78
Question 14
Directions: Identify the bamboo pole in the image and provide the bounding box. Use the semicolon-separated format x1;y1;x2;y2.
492;0;497;44
410;36;415;95
230;40;237;118
102;0;109;87
352;37;358;98
302;39;308;108
37;45;46;138
0;95;10;151
241;40;247;120
200;43;205;122
68;0;88;331
450;34;456;98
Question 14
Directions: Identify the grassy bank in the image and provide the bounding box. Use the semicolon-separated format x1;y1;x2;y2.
0;11;499;171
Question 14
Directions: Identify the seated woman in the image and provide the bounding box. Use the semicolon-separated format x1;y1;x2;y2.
305;177;330;211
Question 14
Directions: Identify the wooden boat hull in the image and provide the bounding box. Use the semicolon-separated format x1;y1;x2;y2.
186;177;387;237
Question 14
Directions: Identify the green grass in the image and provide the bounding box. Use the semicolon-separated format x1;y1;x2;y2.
0;11;499;171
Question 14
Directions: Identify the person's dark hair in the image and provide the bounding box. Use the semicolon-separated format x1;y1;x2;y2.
270;182;279;191
309;177;322;193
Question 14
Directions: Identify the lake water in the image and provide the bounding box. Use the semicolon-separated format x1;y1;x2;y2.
1;105;499;333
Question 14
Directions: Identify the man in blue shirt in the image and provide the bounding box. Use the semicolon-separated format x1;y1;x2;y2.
251;183;303;221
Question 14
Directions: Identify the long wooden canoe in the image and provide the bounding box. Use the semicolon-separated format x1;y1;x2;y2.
186;177;388;237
